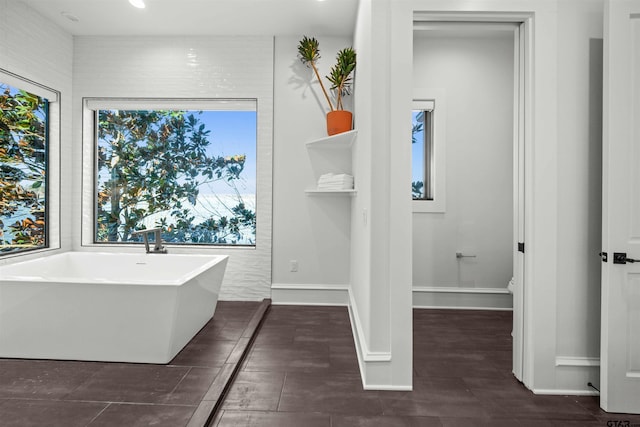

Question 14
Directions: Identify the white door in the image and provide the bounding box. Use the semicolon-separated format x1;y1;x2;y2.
601;0;640;414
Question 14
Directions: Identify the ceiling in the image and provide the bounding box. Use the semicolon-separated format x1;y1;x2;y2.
20;0;359;37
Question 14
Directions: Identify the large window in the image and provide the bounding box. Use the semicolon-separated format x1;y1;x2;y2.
0;80;50;255
91;99;257;246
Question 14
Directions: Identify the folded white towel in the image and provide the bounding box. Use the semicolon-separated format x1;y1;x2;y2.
317;173;354;190
318;173;353;182
318;180;353;186
318;184;352;190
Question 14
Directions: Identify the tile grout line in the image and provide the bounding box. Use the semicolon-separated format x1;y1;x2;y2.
166;366;194;400
85;401;112;426
185;298;271;427
276;371;288;413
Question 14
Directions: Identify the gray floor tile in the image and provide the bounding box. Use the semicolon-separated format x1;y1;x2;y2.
87;403;195;427
0;399;107;427
216;409;331;427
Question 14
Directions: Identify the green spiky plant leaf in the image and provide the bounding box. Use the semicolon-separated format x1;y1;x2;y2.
297;36;334;111
326;47;357;110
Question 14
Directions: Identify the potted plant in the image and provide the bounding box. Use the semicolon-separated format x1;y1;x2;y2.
297;36;356;136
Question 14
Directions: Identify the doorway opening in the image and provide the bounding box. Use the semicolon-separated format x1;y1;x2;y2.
411;18;528;382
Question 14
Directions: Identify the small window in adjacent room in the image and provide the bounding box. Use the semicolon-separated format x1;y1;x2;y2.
412;100;434;201
412;91;446;213
88;98;257;246
0;75;56;255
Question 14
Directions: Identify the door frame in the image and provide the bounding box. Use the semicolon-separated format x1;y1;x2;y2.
412;11;533;386
512;18;529;382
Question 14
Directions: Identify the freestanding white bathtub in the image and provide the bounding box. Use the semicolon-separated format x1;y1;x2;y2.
0;252;228;364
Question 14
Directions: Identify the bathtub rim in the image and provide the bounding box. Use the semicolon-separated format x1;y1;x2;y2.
0;251;229;286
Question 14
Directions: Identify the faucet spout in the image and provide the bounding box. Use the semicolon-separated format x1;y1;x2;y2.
131;228;167;254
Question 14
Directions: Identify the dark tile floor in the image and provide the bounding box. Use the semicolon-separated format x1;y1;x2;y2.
3;303;640;426
213;306;640;427
0;300;261;427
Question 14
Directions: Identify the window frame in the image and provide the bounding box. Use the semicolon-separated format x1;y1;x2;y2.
0;68;61;258
412;100;434;201
412;89;447;213
82;97;258;248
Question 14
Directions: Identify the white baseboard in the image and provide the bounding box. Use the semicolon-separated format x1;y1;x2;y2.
413;286;513;310
346;288;412;390
533;388;600;396
555;356;600;367
271;284;513;309
363;384;413;391
270;283;349;306
548;356;601;395
347;291;392;362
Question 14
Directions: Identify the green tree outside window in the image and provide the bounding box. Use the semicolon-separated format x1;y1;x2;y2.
0;83;48;254
96;108;256;246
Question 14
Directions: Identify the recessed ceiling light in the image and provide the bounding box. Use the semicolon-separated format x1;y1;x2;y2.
60;11;79;22
129;0;145;9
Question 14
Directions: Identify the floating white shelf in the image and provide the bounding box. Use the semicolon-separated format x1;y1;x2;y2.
305;129;357;198
305;129;357;149
305;189;357;196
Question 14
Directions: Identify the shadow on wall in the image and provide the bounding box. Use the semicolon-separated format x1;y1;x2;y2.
288;57;326;112
586;37;604;343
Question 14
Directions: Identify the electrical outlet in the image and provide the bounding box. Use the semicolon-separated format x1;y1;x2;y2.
290;260;298;272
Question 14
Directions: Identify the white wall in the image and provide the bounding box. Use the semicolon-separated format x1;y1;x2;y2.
412;29;514;294
554;0;604;391
271;36;353;304
351;0;414;389
72;36;273;300
0;0;73;266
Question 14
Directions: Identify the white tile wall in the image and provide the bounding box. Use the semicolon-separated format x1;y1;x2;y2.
0;0;73;266
72;36;274;300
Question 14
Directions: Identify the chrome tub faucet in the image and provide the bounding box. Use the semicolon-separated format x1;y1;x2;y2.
131;228;167;254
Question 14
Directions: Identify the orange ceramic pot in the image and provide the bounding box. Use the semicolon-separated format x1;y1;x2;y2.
326;110;353;136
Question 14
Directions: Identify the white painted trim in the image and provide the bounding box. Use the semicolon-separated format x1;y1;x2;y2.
347;286;407;389
363;384;413;391
0;68;59;102
551;356;600;396
348;290;392;363
555;357;601;367
270;283;349;306
363;352;393;362
413;11;537;23
414;286;510;294
412;286;513;310
0;69;62;260
415;305;513;311
533;389;600;396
